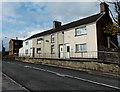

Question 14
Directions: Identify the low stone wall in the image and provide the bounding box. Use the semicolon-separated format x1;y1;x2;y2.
15;57;120;75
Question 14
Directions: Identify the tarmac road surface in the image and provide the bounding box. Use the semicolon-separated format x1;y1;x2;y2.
2;60;120;91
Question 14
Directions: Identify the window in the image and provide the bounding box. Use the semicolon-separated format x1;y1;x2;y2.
51;45;55;53
76;44;87;52
14;48;18;53
51;34;55;43
15;42;19;45
37;38;42;44
25;41;28;45
67;46;70;52
37;48;41;54
75;26;87;36
25;49;28;54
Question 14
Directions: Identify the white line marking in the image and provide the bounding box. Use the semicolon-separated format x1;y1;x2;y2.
24;66;66;77
24;65;120;90
7;62;14;64
2;73;30;92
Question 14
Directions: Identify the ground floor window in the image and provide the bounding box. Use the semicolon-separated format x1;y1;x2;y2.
76;43;87;52
37;48;41;54
51;45;55;54
25;49;28;54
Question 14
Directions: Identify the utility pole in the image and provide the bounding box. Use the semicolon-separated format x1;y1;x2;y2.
107;37;110;48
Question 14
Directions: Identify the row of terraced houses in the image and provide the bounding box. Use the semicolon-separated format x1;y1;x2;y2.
9;3;118;59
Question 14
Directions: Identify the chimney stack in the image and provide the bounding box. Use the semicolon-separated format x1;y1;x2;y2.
16;37;18;40
53;21;61;29
100;2;109;13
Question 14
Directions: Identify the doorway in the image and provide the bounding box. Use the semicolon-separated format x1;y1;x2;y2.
59;45;64;58
32;48;35;57
65;44;70;58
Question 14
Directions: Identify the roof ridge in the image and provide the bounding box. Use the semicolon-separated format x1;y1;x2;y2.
25;13;104;41
62;13;102;27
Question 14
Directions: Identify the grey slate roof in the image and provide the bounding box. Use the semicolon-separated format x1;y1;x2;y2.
26;13;104;40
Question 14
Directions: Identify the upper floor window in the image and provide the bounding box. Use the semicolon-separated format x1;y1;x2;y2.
37;38;42;44
25;41;28;45
76;43;87;52
51;45;55;54
37;48;41;54
75;26;87;36
51;34;55;43
15;42;19;45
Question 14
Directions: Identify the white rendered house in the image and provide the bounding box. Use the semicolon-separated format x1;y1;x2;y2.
19;39;33;57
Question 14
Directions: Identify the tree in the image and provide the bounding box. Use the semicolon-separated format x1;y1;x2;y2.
103;23;119;36
101;0;120;35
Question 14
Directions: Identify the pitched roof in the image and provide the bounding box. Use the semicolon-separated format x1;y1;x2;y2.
26;13;104;40
11;39;23;41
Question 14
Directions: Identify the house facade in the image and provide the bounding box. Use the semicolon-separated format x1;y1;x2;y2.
32;30;64;58
9;38;23;56
19;39;33;57
19;3;118;59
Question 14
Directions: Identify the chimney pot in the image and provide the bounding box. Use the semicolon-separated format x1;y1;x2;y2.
16;37;18;40
53;21;61;29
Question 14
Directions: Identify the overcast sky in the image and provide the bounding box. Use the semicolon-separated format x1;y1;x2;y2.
1;1;118;51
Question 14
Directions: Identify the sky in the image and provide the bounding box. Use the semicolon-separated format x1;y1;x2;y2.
1;0;119;51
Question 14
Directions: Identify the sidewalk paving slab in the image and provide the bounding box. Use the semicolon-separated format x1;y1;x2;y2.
2;74;27;91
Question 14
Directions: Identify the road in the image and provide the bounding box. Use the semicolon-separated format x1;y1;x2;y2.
2;59;120;91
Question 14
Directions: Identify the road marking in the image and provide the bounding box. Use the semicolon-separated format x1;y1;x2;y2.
7;62;14;64
2;73;31;92
24;65;67;77
24;65;120;90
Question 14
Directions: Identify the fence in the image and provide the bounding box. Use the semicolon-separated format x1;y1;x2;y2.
19;51;120;63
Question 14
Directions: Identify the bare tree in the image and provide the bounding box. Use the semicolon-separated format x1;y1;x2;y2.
109;0;120;26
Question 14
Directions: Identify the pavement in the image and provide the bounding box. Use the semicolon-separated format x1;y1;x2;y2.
2;59;120;91
2;73;27;91
0;72;2;92
0;60;2;92
1;59;27;92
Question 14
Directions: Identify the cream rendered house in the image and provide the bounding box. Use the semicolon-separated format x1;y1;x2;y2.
19;3;118;59
30;23;64;58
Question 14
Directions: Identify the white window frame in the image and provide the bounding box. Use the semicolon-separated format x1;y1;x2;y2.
76;43;87;52
75;26;87;36
25;49;28;54
37;48;41;54
25;41;28;45
37;38;42;44
51;45;55;54
51;34;55;43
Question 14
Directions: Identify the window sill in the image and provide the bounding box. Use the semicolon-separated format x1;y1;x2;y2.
51;42;55;43
37;43;41;44
75;34;87;37
51;53;55;54
75;51;87;53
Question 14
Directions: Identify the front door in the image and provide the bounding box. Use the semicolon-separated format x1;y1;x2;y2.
59;45;63;58
32;48;35;57
66;44;70;58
